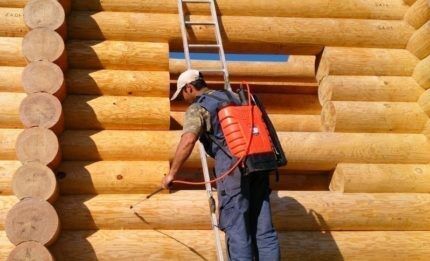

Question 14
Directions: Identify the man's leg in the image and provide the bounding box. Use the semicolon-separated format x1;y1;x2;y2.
250;173;280;261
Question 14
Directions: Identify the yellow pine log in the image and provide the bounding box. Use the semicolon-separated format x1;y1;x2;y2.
67;40;169;70
0;37;26;66
3;130;428;170
0;0;70;12
68;12;414;49
330;163;430;193
0;67;22;92
404;0;430;29
72;0;408;20
0;8;27;37
63;95;170;130
66;69;169;97
318;76;424;105
404;0;418;5
418;89;430;116
0;93;170;130
316;47;419;81
170;57;316;80
0;161;21;195
2;230;430;261
3;191;430;230
321;101;428;133
413;54;430;89
170;111;322;132
56;161;169;194
407;21;430;59
171;93;321;115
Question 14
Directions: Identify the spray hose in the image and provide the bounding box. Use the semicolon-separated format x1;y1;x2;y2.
172;81;254;186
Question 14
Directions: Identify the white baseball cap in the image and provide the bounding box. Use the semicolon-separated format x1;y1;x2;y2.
171;69;201;101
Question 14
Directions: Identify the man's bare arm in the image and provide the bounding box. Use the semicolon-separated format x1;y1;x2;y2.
161;132;198;188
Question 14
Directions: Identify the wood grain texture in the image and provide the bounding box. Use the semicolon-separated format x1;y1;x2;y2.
66;69;169;97
68;12;414;49
407;21;430;59
12;162;58;202
404;0;430;28
67;40;168;71
418;88;430;116
5;198;60;245
330;163;430;193
0;37;26;66
3;191;429;231
318;76;424;104
321;101;428;133
0;66;23;93
71;0;408;19
63;95;170;130
23;0;66;36
0;92;24;128
0;8;27;37
413;54;430;89
316;47;419;81
22;61;65;100
0;161;21;195
7;241;54;261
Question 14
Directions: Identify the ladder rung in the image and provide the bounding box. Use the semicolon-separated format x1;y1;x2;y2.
182;0;211;3
185;21;215;26
197;69;225;73
188;44;220;48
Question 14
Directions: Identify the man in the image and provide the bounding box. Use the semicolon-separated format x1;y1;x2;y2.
162;69;280;260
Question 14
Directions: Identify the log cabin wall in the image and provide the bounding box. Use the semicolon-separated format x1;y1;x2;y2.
0;0;429;260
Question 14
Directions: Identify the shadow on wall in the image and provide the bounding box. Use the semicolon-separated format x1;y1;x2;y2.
272;192;343;261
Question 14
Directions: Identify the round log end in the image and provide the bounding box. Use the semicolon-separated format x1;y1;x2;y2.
22;61;65;99
7;241;54;261
22;28;65;65
5;198;60;246
16;127;61;167
318;77;333;105
418;89;430;116
321;101;336;132
24;0;65;31
19;93;63;130
12;162;58;203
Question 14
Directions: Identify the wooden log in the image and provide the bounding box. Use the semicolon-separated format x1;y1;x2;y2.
413;54;430;89
16;127;61;168
0;66;23;92
19;93;64;134
5;198;60;245
22;28;67;69
418;88;430;116
407;21;430;59
68;12;414;49
60;130;172;161
171;111;322;132
67;40;168;71
7;241;53;261
71;0;408;20
0;8;27;37
316;47;419;81
0;191;417;230
330;163;430;193
23;0;66;37
56;161;169;194
63;95;170;130
404;0;430;29
1;230;430;261
318;76;424;105
0;37;26;66
66;69;169;97
321;101;427;133
12;162;58;202
0;161;21;195
404;0;418;5
171;93;321;115
0;129;21;160
0;92;24;128
22;61;66;101
169;56;316;80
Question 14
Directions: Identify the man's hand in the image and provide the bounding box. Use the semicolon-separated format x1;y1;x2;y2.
161;174;174;189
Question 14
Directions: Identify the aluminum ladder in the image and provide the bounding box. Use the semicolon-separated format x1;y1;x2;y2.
176;0;230;260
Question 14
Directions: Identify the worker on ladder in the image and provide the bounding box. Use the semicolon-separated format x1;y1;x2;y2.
162;69;281;260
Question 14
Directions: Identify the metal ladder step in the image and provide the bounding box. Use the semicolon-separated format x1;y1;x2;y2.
185;21;216;25
188;44;220;48
182;0;211;3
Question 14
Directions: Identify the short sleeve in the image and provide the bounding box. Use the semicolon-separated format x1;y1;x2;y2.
182;103;204;135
